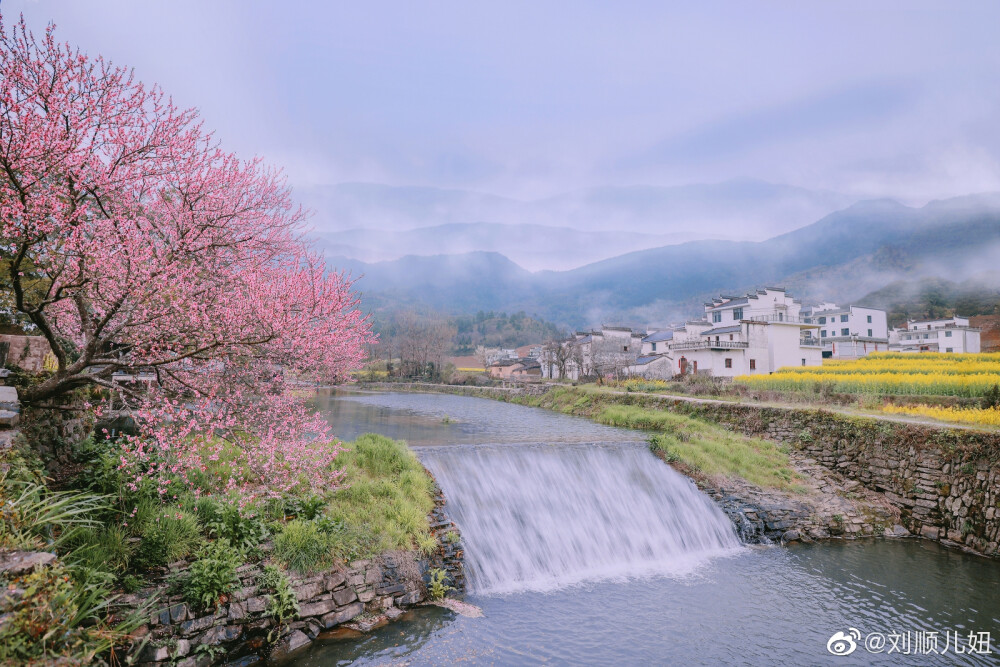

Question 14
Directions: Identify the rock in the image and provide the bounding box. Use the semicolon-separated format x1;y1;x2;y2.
365;568;381;584
298;599;337;618
920;525;941;540
228;601;247;622
376;583;405;596
332;587;357;605
246;596;267;614
885;524;910;538
426;598;484;618
140;643;171;662
384;606;405;620
271;629;311;659
324;572;346;591
348;615;388;632
357;590;375;602
396;590;421;607
320;602;364;628
196;624;241;646
173;638;191;658
294;582;322;602
180;614;215;636
169;602;190;623
781;530;801;543
0;550;56;575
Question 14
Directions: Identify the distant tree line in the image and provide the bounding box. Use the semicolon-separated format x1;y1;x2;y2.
857;276;1000;327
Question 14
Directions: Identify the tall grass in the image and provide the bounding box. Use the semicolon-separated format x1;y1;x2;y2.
325;434;437;557
596;405;803;491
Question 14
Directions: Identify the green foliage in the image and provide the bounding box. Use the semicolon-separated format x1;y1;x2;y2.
0;477;106;551
195;498;269;556
132;500;203;569
427;567;453;601
0;562;149;665
66;525;134;574
261;564;299;642
183;540;241;610
273;519;333;573
120;574;143;594
280;494;327;521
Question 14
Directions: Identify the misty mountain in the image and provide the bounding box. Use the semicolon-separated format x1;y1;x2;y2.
856;274;1000;327
315;223;712;272
329;194;1000;329
301;179;854;269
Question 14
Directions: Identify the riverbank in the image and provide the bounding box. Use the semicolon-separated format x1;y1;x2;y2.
356;382;1000;556
0;430;465;666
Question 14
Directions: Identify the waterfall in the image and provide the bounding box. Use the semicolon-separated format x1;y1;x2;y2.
420;442;742;595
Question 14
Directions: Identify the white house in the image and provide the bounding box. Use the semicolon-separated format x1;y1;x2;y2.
623;353;674;379
667;287;822;377
801;303;889;359
889;316;981;353
640;330;673;355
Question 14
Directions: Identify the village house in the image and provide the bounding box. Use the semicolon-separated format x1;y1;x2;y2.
540;326;645;380
888;316;981;353
800;303;889;359
667;287;822;377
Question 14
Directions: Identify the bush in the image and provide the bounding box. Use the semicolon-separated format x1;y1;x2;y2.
195;498;269;556
0;477;106;551
982;383;1000;410
273;520;332;573
133;501;203;569
183;540;241;610
67;525;135;574
427;568;452;600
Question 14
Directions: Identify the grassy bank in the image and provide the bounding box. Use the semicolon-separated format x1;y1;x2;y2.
512;387;804;492
0;432;436;664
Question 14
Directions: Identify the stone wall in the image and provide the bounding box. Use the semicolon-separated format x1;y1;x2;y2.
604;392;1000;557
0;334;51;372
126;490;464;666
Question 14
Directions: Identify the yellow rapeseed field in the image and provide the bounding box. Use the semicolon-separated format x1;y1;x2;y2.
881;404;1000;427
736;352;1000;397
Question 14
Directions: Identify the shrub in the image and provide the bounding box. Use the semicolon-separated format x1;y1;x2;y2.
183;540;241;610
68;525;135;574
196;498;270;556
133;501;203;569
273;520;333;573
0;477;106;551
981;383;1000;410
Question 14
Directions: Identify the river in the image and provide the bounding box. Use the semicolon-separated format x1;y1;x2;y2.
284;390;1000;666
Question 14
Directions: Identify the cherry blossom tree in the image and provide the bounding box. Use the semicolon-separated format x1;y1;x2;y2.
0;18;373;496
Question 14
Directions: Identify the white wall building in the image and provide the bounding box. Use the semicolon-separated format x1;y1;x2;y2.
540;326;645;380
889;316;981;353
667;287;822;377
801;304;889;359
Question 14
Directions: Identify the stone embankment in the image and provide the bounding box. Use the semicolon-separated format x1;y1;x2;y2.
125;490;465;666
565;389;1000;557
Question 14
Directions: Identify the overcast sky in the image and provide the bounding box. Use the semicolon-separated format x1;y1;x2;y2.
6;1;1000;202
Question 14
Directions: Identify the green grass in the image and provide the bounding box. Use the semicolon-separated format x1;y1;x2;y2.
596;405;803;491
325;434;437;558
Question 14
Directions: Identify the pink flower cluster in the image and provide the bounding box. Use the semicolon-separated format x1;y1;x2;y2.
0;18;373;498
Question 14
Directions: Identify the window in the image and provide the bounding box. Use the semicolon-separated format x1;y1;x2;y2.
729;334;734;340
867;315;872;323
623;345;628;352
841;314;848;322
801;358;806;366
946;347;953;353
821;330;827;338
725;358;732;368
841;328;849;336
732;307;744;320
819;316;826;324
750;359;756;370
867;329;873;337
945;331;952;337
712;311;722;323
651;342;657;351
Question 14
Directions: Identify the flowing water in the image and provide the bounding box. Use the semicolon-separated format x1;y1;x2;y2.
285;390;1000;666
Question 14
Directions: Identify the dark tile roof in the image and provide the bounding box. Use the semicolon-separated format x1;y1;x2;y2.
634;354;669;365
701;325;742;336
642;330;674;343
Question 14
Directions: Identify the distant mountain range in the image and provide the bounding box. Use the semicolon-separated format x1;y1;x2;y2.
301;179;853;270
330;193;1000;329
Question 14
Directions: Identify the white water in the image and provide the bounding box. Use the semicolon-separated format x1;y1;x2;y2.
420;442;742;595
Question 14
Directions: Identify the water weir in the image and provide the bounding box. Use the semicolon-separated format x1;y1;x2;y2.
420;441;742;594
